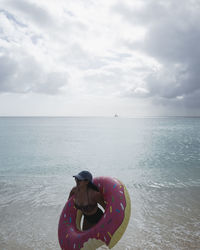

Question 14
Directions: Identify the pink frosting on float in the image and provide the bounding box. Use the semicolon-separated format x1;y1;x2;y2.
58;176;127;250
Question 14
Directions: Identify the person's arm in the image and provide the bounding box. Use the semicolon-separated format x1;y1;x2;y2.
68;187;76;200
95;192;106;209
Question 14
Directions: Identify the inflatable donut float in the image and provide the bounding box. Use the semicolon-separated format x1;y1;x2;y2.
58;176;131;249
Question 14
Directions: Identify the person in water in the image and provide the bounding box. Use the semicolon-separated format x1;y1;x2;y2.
68;170;106;230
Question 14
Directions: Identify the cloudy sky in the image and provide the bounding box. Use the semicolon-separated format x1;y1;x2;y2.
0;0;200;116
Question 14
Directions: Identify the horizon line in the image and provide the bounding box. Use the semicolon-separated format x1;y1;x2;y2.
0;115;200;118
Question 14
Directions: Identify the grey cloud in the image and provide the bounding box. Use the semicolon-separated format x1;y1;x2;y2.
0;9;27;27
184;89;200;108
113;0;200;109
33;72;68;95
0;53;68;95
0;56;17;92
83;66;126;95
61;44;106;70
113;0;167;26
83;50;153;97
6;0;54;27
122;87;150;99
83;63;150;97
30;34;43;45
84;70;123;86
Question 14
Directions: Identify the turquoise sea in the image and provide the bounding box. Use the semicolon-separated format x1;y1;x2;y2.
0;117;200;249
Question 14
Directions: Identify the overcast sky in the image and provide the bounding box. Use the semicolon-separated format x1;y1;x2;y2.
0;0;200;116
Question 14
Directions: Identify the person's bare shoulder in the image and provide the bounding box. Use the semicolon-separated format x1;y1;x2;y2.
68;186;77;200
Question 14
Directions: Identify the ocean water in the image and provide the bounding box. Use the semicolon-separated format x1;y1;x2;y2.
0;117;199;250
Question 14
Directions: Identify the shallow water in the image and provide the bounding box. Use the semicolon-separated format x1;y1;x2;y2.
0;117;200;249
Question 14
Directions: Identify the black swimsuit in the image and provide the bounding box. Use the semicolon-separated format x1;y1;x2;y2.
84;207;103;224
74;190;103;224
74;203;97;213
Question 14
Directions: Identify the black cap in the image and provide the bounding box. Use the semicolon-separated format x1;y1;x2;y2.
73;170;93;182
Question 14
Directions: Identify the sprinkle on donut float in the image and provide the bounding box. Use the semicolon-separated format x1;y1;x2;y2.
58;176;131;250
